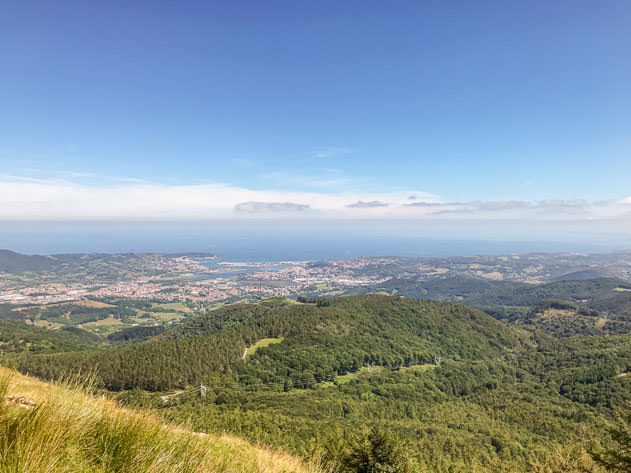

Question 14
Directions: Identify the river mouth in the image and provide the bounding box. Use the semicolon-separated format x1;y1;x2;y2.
190;259;295;280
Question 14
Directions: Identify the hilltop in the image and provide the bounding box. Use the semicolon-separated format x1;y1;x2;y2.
348;277;631;337
0;249;59;274
15;295;522;391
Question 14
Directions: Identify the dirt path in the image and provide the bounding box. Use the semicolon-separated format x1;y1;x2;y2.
160;390;184;404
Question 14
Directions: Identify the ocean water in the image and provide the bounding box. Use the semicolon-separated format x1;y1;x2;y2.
0;220;622;260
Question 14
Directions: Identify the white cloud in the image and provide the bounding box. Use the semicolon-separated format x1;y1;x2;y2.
0;176;434;219
402;198;631;220
346;200;389;208
0;175;629;223
234;201;310;213
312;147;353;159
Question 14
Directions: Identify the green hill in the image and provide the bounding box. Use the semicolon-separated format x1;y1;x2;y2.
0;249;59;274
463;277;631;307
348;277;631;337
0;320;100;355
15;295;522;391
8;295;631;471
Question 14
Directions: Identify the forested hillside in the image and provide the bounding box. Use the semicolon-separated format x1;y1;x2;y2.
348;277;631;337
5;294;631;471
14;295;520;391
0;249;58;274
0;320;100;354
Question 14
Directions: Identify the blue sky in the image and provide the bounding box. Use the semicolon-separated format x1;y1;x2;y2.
1;1;630;229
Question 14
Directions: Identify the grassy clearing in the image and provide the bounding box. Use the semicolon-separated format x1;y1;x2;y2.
399;363;437;373
73;300;116;308
152;302;192;312
31;319;63;329
334;366;389;385
614;287;631;292
245;337;284;357
274;298;300;305
151;311;186;321
322;290;343;296
81;314;124;327
0;367;324;473
539;309;575;319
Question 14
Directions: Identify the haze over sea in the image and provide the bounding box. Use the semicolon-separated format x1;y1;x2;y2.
0;221;625;261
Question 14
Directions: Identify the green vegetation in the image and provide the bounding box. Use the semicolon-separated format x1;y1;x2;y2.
3;291;631;471
16;296;520;391
0;320;100;355
349;277;631;338
246;337;284;357
0;297;193;337
0;367;321;473
592;410;631;471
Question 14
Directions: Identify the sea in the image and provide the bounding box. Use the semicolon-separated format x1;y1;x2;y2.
0;220;624;261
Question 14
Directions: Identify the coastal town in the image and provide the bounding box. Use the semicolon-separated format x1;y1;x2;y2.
3;251;631;307
0;254;388;305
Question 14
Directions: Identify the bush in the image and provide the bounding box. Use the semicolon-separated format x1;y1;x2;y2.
343;427;411;473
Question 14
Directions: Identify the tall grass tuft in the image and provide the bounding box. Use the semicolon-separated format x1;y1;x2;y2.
0;367;324;473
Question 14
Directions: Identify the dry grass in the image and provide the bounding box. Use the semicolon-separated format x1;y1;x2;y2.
73;300;116;308
0;367;325;473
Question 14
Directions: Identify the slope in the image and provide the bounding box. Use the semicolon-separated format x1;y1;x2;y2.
15;295;523;391
0;366;322;473
0;319;100;355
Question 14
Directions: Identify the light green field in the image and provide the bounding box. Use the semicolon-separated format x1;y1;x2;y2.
151;311;186;321
245;337;284;357
323;290;344;296
614;287;631;292
152;302;192;312
81;315;123;327
334;366;388;385
131;310;186;323
31;320;63;329
399;363;437;373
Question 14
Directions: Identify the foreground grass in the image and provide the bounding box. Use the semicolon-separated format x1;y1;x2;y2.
0;367;324;473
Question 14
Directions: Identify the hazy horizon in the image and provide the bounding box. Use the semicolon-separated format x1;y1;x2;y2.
1;220;629;260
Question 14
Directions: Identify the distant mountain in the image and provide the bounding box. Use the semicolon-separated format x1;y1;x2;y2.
344;276;631;337
0;249;59;274
550;269;615;281
344;276;516;300
0;249;215;275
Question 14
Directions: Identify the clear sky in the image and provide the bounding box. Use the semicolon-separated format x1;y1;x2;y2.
1;1;630;239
